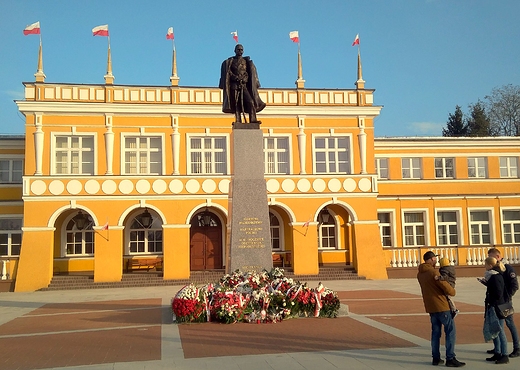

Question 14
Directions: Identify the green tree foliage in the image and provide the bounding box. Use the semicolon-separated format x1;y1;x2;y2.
442;105;467;137
466;100;491;136
485;84;520;136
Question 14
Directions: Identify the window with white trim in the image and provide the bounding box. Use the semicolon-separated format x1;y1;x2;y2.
402;158;421;179
64;215;94;256
403;211;425;246
375;158;389;180
0;159;23;183
128;211;163;254
0;218;22;256
318;209;337;249
469;210;491;245
499;157;518;178
502;209;520;244
188;136;227;175
269;212;281;250
55;135;94;175
264;137;289;174
437;211;459;246
378;212;392;247
124;136;162;175
435;157;454;179
468;157;487;178
314;136;350;174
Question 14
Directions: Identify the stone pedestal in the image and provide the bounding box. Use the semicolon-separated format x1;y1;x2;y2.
227;125;273;273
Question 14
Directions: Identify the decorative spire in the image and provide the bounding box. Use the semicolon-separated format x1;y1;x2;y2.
295;43;305;89
34;39;46;82
355;49;365;89
170;45;179;86
104;44;114;84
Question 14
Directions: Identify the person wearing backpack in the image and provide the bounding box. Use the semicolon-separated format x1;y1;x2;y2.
487;247;519;358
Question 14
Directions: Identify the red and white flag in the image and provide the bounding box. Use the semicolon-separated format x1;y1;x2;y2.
92;25;109;37
289;30;299;43
166;27;174;40
352;34;360;46
23;21;40;35
101;221;109;231
231;30;238;43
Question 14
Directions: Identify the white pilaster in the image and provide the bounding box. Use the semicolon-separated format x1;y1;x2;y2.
104;114;114;175
358;117;367;174
171;115;180;175
297;116;306;175
34;113;44;175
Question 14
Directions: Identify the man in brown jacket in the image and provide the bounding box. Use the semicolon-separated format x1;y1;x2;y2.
417;251;465;367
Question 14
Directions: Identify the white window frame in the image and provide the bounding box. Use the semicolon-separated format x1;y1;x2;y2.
0;157;23;184
500;207;520;244
121;133;165;175
499;156;518;178
467;157;487;178
61;213;94;257
375;158;389;180
434;157;455;179
263;134;291;174
312;134;352;174
125;209;163;255
186;134;229;175
377;210;395;247
0;216;23;257
269;209;284;251
402;209;429;247
401;157;422;179
435;209;462;246
468;208;495;246
51;132;97;175
318;209;339;250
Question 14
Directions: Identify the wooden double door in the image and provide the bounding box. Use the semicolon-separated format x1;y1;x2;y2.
190;212;223;270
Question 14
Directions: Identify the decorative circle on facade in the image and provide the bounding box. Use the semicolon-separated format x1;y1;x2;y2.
312;178;326;192
119;179;134;194
358;178;372;192
218;179;230;194
136;179;151;194
186;179;200;194
152;179;167;194
202;179;217;193
266;179;280;193
297;178;311;192
343;178;357;192
101;180;117;194
49;180;65;195
169;179;184;194
66;180;82;195
85;179;100;194
327;178;342;192
281;179;296;193
31;179;47;195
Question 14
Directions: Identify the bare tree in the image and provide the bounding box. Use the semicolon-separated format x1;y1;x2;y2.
485;84;520;136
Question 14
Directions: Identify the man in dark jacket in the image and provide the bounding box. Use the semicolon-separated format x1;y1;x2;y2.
488;247;519;357
417;251;465;367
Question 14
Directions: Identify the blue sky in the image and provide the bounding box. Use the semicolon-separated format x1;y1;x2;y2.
1;0;519;137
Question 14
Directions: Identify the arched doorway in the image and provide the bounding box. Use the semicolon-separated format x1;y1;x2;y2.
190;210;223;270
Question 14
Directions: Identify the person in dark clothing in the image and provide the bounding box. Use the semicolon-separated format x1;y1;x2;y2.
437;257;459;317
484;256;510;364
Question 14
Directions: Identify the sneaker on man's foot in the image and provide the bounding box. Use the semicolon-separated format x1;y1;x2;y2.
486;354;500;361
445;358;466;367
487;349;495;354
432;358;444;365
496;355;510;364
510;348;520;358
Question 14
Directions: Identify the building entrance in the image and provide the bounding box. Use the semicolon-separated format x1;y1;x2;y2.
189;212;223;270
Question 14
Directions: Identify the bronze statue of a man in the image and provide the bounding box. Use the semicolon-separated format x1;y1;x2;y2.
219;44;265;124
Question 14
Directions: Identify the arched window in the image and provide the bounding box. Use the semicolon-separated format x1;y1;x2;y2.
318;208;337;249
64;212;94;256
269;212;281;250
128;209;162;254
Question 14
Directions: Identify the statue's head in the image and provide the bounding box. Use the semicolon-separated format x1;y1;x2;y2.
234;44;244;56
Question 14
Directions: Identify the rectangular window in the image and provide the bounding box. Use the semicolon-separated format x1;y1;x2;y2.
0;159;23;183
314;136;350;174
499;157;518;178
469;210;491;245
403;211;425;246
124;136;162;175
402;158;421;179
437;211;459;245
188;136;227;175
503;210;520;244
435;157;455;179
375;158;389;180
0;218;22;256
468;157;487;178
54;136;94;175
378;212;392;247
264;137;289;174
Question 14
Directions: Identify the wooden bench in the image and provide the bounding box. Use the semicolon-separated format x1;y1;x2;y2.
272;252;291;268
126;258;162;272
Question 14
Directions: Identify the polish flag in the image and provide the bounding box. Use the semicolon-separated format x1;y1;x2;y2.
101;221;109;231
289;31;299;43
231;30;238;43
92;25;109;37
352;34;360;46
23;21;40;35
302;217;311;228
166;27;174;40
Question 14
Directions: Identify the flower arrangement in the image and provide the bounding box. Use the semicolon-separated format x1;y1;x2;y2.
171;268;341;324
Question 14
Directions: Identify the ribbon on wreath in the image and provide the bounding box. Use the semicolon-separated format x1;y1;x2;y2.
314;283;325;317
